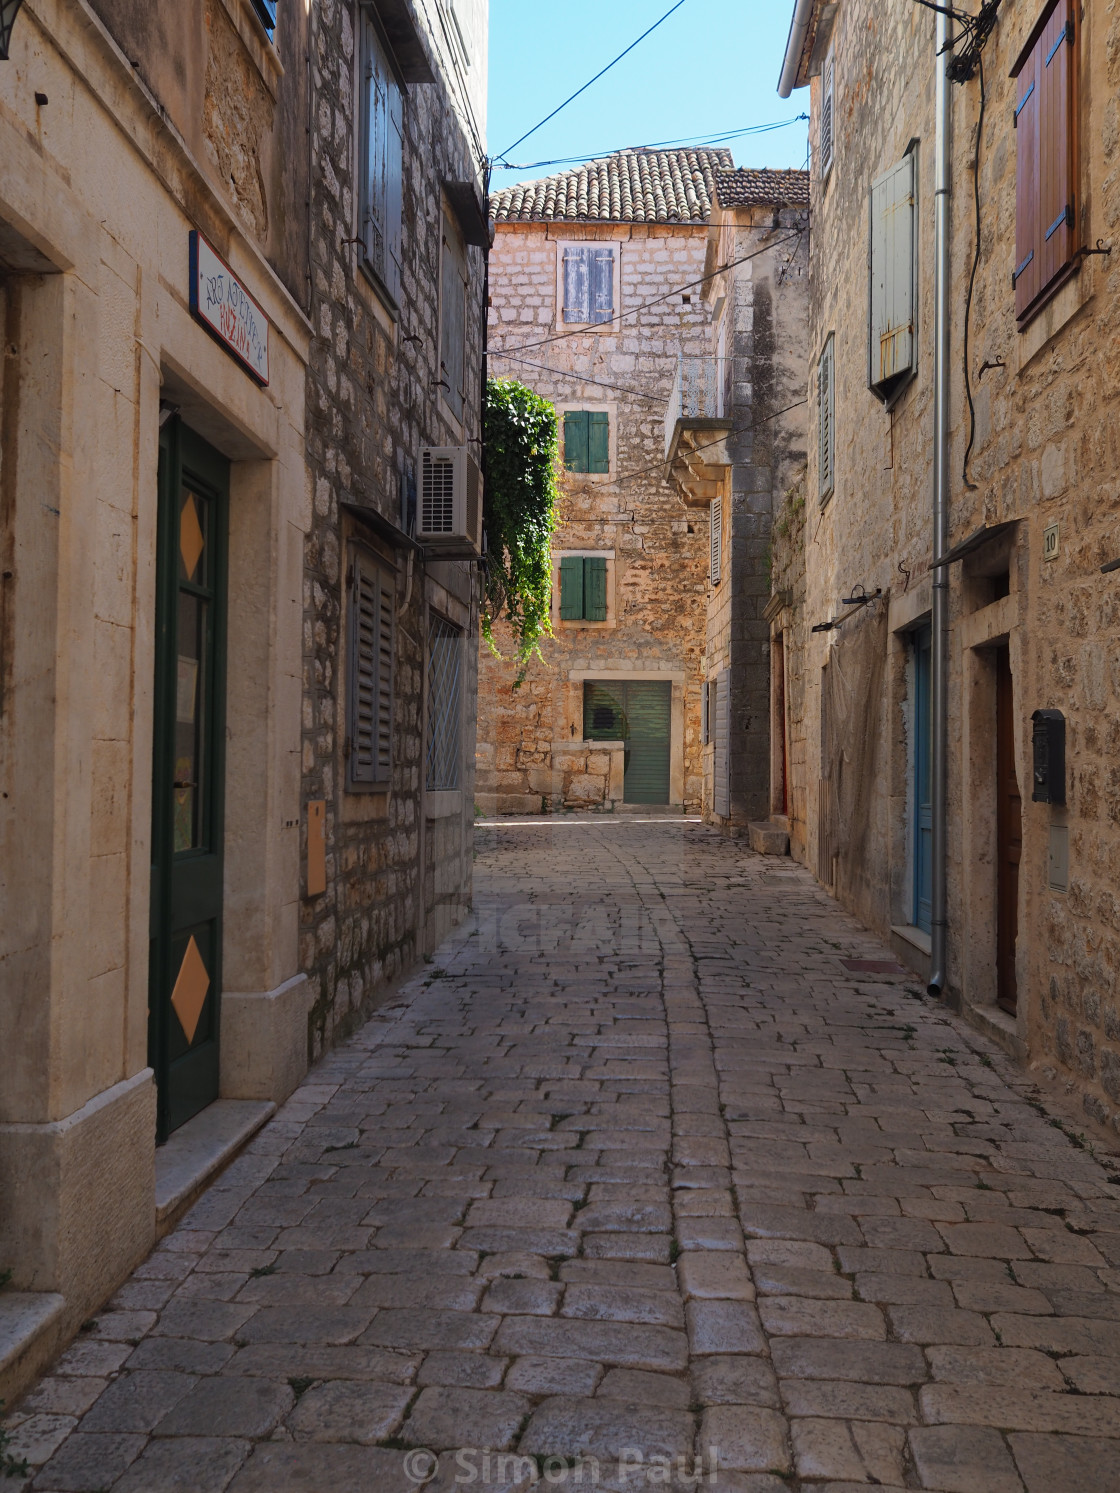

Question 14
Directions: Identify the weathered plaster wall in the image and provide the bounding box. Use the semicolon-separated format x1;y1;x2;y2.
478;221;711;815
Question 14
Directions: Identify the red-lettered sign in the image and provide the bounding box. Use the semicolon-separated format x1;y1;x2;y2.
189;230;270;385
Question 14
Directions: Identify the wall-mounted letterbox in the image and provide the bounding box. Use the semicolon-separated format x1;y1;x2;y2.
1031;709;1065;805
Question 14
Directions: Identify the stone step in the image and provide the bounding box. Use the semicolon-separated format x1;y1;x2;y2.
0;1291;65;1407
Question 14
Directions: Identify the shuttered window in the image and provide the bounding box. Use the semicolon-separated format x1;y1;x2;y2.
869;152;916;401
250;0;277;38
820;49;835;181
817;335;835;503
701;680;710;747
347;551;393;788
563;410;610;474
426;614;462;790
360;14;404;309
559;556;608;621
440;217;468;422
563;246;615;324
1012;0;1078;324
710;495;723;586
712;671;730;818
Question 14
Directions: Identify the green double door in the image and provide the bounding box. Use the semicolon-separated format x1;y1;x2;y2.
149;421;229;1141
584;680;672;804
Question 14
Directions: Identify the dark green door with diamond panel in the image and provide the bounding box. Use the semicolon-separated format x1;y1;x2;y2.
583;680;671;805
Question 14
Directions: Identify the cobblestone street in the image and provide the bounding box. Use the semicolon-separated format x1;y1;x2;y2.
9;820;1120;1491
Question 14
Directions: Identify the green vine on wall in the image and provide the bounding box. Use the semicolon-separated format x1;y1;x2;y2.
482;378;560;676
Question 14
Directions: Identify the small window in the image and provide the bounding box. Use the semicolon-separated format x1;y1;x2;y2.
440;216;469;422
817;334;835;504
710;495;723;586
869;152;917;404
583;681;626;740
563;410;609;474
250;0;277;38
701;680;710;747
559;556;608;622
820;48;835;181
1012;0;1078;324
426;614;462;790
563;245;615;325
359;13;404;309
346;550;394;789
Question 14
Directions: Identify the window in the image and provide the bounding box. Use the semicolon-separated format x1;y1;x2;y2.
820;48;835;181
440;215;468;422
559;556;608;622
712;672;730;817
563;410;609;474
701;680;710;747
869;152;916;404
346;550;394;788
359;13;404;308
562;245;615;325
1012;0;1078;324
710;495;723;586
426;615;462;790
250;0;277;38
817;335;835;503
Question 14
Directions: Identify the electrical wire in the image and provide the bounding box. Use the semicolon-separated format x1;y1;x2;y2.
961;52;985;491
496;229;806;358
488;352;667;401
615;397;809;486
497;0;690;160
495;116;809;172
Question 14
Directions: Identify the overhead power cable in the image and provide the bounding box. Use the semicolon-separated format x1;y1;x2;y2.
488;352;667;402
495;116;809;173
497;0;690;160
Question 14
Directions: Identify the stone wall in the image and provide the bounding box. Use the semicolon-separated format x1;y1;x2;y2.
789;0;1120;1135
478;221;712;816
302;0;484;1056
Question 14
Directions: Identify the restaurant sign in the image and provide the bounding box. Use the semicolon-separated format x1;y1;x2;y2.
189;230;270;385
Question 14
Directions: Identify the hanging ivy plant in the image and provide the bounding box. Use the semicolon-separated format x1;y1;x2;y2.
482;378;560;673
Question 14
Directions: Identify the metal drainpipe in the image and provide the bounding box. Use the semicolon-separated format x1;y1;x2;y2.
929;12;952;995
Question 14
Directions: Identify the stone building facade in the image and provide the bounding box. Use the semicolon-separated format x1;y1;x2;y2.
0;0;312;1400
665;170;809;837
477;151;732;817
777;0;1120;1133
302;0;487;1055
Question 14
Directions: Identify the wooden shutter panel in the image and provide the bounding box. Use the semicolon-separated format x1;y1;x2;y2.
440;226;466;421
363;24;388;282
584;557;608;621
1013;40;1042;315
713;672;730;817
1014;0;1077;322
587;412;609;473
349;554;379;785
710;495;723;586
384;72;404;305
559;555;584;620
564;410;589;472
818;337;834;501
701;680;710;747
589;248;615;324
869;154;915;393
563;247;591;323
376;571;393;780
820;51;835;178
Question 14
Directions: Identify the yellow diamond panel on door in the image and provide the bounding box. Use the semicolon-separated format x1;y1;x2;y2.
180;492;205;582
170;935;210;1044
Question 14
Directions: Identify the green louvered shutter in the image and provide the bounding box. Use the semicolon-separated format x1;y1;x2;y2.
623;682;671;804
564;410;589;472
584;557;607;620
587;412;609;474
559;556;585;619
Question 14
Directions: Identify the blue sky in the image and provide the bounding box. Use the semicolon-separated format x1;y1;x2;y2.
486;0;808;189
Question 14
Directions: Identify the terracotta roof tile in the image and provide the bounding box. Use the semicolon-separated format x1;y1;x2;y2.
490;149;735;225
712;167;810;209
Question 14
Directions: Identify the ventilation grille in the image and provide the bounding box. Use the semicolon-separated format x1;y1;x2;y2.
421;451;456;534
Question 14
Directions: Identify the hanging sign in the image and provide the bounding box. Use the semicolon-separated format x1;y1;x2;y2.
188;230;270;385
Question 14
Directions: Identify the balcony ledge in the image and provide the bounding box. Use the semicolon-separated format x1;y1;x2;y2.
665;417;734;506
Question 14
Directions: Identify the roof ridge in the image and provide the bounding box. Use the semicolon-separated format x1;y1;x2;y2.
490;146;737;226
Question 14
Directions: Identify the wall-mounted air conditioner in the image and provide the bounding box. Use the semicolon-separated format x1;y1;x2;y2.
418;446;483;554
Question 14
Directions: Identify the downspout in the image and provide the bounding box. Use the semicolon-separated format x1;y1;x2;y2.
929;11;952;995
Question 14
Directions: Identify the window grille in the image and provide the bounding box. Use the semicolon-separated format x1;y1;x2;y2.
426;615;462;790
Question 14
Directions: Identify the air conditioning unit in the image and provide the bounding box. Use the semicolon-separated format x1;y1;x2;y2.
418;446;483;554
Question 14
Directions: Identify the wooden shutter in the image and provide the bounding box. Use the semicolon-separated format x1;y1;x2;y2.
869;153;915;395
587;412;609;473
348;552;393;787
701;680;710;747
818;336;835;502
559;556;584;620
564;410;589;472
710;495;723;585
440;222;467;421
589;248;615;324
384;72;404;305
713;672;730;817
1014;0;1077;323
362;19;402;304
820;50;835;179
563;247;591;323
584;557;608;620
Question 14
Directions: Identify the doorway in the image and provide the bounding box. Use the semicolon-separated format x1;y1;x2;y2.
149;421;230;1140
911;626;932;934
995;646;1021;1015
584;680;672;804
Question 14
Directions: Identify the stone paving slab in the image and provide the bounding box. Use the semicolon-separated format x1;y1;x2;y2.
7;821;1120;1490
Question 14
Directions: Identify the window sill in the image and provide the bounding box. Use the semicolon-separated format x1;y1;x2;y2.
1016;265;1090;375
357;260;401;329
556;619;616;630
216;0;284;99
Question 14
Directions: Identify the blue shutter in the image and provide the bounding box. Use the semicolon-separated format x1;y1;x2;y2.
584;558;608;621
589;248;614;324
587;412;609;473
384;73;404;305
563;247;591;323
559;556;584;619
869;154;915;394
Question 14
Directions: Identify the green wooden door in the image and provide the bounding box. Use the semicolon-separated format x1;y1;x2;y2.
149;421;229;1141
583;680;672;805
